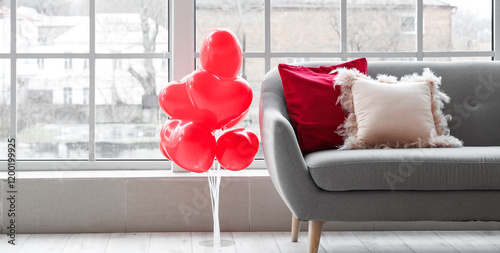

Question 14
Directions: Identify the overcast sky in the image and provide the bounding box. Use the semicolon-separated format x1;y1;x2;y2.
450;0;491;16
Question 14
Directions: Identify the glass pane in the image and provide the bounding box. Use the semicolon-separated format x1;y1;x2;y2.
235;58;264;159
0;0;10;53
95;59;168;159
271;0;340;52
96;0;168;53
347;0;416;52
0;59;10;159
17;59;89;159
424;0;492;52
196;0;264;52
16;0;89;53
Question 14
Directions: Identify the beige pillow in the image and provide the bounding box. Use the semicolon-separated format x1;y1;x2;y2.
334;68;462;149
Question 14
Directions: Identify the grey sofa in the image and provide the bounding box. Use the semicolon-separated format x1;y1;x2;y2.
259;61;500;253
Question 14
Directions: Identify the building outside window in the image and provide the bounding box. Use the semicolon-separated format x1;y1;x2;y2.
112;59;122;70
37;58;44;69
400;15;417;34
64;58;72;69
63;87;72;104
83;87;89;105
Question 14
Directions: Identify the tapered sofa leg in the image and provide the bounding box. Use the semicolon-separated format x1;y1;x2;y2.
291;214;301;242
307;220;323;253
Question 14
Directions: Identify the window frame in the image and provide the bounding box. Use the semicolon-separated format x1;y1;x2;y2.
1;0;499;171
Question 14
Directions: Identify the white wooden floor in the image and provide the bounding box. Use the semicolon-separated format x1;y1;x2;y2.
1;231;500;253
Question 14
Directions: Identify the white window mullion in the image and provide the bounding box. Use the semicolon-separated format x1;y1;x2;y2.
417;0;424;61
10;0;16;142
169;0;195;172
89;0;96;161
340;0;347;61
171;0;195;80
265;0;271;72
494;0;500;60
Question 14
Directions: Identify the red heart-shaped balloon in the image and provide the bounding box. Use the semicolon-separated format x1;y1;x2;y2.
187;69;252;130
159;142;171;160
200;29;243;79
223;108;249;130
161;119;216;173
159;79;191;118
160;123;172;160
159;79;217;127
216;128;259;171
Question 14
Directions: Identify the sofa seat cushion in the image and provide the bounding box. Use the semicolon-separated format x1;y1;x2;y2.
305;147;500;191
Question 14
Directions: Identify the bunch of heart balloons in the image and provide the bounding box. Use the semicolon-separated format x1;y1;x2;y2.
159;29;259;173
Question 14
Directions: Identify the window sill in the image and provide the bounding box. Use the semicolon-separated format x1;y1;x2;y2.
0;167;269;179
0;159;267;172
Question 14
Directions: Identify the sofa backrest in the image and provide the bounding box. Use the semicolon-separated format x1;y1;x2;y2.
261;61;500;146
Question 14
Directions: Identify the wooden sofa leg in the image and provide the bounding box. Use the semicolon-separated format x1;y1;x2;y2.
291;214;300;242
307;220;323;253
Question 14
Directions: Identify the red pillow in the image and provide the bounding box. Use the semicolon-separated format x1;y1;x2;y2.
278;58;368;154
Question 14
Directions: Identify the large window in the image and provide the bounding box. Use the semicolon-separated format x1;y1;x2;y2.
1;0;169;167
196;0;494;160
0;0;496;170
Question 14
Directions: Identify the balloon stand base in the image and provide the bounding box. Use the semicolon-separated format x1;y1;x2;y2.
206;161;226;249
199;240;235;248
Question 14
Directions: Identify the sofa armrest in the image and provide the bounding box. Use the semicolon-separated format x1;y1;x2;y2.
259;92;323;220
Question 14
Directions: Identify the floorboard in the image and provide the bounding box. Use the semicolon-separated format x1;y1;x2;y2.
18;234;70;253
475;231;500;250
232;232;280;253
435;231;500;253
104;233;150;253
395;231;458;253
0;234;31;253
272;232;324;253
61;233;110;253
321;232;370;253
149;232;192;253
354;231;414;253
191;232;236;253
